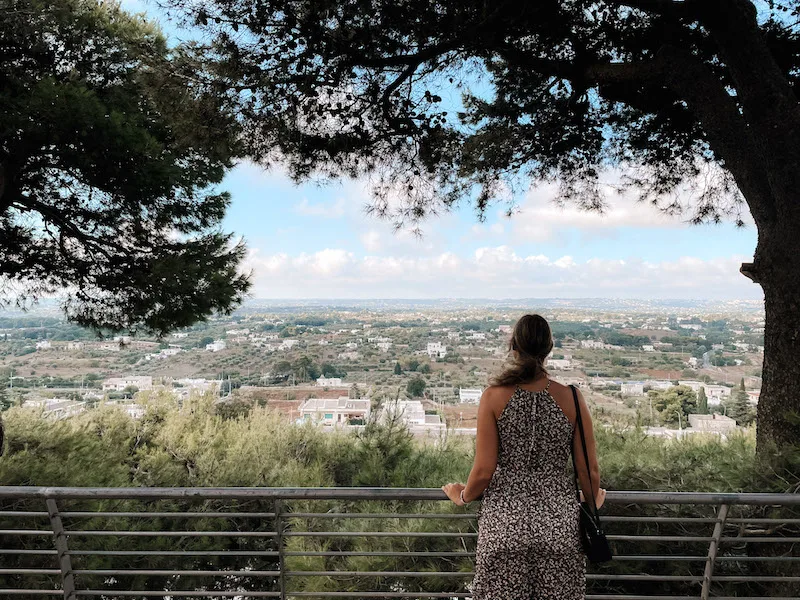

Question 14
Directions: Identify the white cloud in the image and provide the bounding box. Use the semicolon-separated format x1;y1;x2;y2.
244;247;761;300
360;230;382;252
511;182;682;243
294;197;347;218
509;176;754;243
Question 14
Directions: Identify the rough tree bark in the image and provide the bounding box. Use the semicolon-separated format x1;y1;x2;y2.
695;0;800;453
743;232;800;453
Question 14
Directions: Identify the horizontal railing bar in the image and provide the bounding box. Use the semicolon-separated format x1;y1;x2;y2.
283;551;474;557
2;487;799;505
719;536;800;542
726;518;800;524
602;516;719;524
284;513;723;524
611;555;707;562
0;530;55;536
269;594;700;599
65;530;278;537
12;512;799;526
284;531;476;537
589;575;704;582
59;511;277;518
0;569;61;575
285;571;470;577
607;535;713;542
716;555;800;561
0;549;58;555
712;576;800;582
68;550;279;557
75;592;280;598
0;511;49;517
72;569;280;577
286;512;473;519
710;597;800;600
279;551;713;560
0;591;65;596
282;571;706;582
585;597;700;600
244;594;467;598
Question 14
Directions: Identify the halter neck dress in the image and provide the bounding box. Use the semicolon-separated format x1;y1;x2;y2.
469;381;586;599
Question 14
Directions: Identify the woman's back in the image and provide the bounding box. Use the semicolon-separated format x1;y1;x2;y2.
495;381;575;483
470;378;586;599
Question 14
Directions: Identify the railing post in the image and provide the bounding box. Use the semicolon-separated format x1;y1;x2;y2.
46;498;76;600
700;503;729;600
276;498;286;600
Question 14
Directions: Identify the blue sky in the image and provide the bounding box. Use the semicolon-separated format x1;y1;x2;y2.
123;0;761;301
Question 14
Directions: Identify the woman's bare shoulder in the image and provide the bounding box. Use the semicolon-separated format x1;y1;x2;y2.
483;384;515;397
547;379;583;401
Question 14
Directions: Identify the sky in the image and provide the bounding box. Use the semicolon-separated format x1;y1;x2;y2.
121;0;762;302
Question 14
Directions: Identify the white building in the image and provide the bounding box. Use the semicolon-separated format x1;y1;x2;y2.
112;402;146;419
96;342;121;352
688;413;737;433
317;377;344;387
648;380;674;391
226;328;250;335
380;399;426;425
704;385;733;404
35;340;52;350
23;398;86;420
747;390;761;405
381;400;446;433
280;339;299;350
621;382;645;396
459;388;483;403
678;380;704;393
338;351;360;360
171;332;189;339
299;397;371;426
580;340;605;349
376;341;392;352
173;378;220;399
642;345;655;352
547;358;573;371
345;342;359;350
66;341;85;350
427;342;447;359
102;376;153;392
468;332;487;341
206;340;226;352
448;332;461;340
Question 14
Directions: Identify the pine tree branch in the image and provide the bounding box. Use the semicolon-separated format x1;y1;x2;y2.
603;0;699;16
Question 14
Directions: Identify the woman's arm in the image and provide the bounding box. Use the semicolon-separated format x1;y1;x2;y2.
572;387;602;506
462;389;499;503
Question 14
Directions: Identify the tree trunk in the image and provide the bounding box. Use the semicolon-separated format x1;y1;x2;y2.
754;238;800;454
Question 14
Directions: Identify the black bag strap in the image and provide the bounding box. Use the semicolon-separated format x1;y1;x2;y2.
570;385;601;521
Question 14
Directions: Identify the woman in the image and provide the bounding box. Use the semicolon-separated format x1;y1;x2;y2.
442;314;605;599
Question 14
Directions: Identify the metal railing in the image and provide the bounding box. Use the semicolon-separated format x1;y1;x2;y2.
0;487;798;599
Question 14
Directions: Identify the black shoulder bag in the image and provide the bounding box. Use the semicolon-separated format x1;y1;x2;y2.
569;385;613;563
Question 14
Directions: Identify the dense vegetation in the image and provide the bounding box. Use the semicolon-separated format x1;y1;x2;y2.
1;397;797;597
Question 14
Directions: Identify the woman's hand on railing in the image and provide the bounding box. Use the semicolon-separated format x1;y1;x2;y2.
441;482;467;505
579;488;607;509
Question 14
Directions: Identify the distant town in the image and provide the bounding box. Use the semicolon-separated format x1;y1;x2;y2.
0;299;765;440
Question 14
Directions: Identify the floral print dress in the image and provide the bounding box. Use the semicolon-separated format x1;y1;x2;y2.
469;382;586;599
